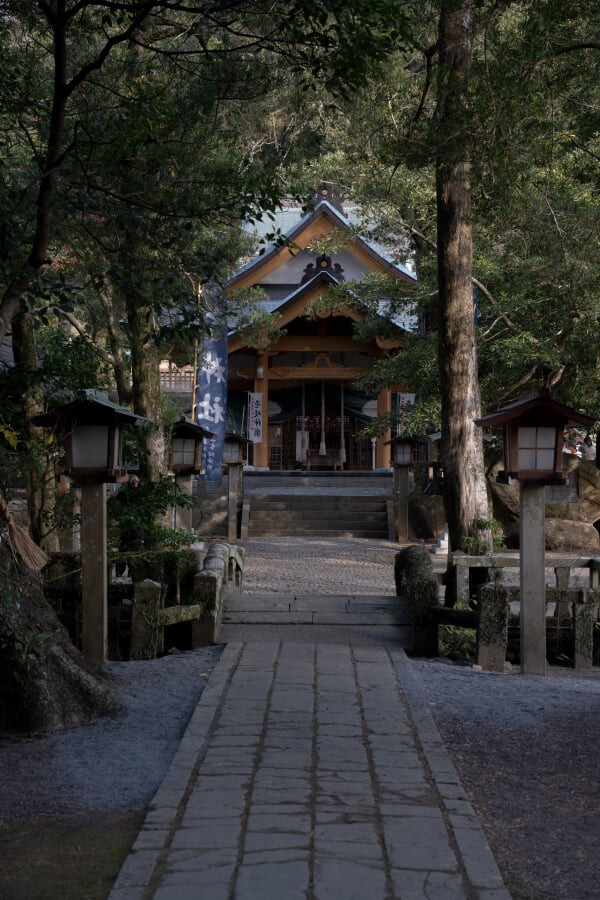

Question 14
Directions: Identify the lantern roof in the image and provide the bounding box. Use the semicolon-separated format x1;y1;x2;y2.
475;389;595;429
225;431;252;445
32;389;152;428
171;415;216;441
383;434;419;446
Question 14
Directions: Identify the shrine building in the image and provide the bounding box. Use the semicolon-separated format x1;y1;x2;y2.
226;184;417;471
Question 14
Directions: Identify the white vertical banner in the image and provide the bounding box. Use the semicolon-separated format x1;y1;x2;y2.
394;392;416;434
248;393;263;443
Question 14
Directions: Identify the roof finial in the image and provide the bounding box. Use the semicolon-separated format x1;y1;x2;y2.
312;180;344;212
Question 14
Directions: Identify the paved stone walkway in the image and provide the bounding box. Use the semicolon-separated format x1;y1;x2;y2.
110;539;510;900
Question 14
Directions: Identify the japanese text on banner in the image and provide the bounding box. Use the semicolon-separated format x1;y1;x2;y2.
248;392;263;443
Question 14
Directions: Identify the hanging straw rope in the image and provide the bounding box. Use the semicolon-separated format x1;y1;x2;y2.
339;380;346;464
319;378;326;455
0;495;49;573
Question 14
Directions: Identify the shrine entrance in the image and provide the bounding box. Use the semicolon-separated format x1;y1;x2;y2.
268;417;374;470
264;383;376;471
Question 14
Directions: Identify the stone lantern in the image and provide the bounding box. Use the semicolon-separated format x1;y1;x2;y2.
33;389;147;484
475;388;595;675
168;416;216;531
223;432;250;465
32;390;151;663
385;434;418;543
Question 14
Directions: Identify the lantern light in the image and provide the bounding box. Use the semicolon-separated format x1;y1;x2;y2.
223;432;251;465
168;416;216;475
475;389;595;484
31;389;149;484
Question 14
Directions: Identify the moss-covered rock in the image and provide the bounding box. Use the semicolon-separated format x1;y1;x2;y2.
395;546;439;656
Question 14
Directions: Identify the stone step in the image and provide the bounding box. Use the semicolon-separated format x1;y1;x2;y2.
248;510;387;523
248;528;389;538
245;491;390;539
245;472;393;487
222;609;408;625
227;593;402;609
248;494;388;508
224;593;410;626
247;475;388;484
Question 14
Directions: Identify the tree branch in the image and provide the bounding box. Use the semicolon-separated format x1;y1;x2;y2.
497;362;540;402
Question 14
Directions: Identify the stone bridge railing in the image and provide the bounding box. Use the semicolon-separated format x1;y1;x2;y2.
129;542;245;659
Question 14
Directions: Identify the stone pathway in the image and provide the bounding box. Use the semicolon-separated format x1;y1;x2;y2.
239;536;400;596
109;538;511;900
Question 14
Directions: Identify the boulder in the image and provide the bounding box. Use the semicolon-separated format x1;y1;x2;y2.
543;519;599;553
489;453;600;551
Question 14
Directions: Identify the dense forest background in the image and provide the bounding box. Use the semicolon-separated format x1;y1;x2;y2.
3;0;600;547
1;1;600;723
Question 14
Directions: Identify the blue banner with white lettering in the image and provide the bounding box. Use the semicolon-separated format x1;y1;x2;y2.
195;312;228;489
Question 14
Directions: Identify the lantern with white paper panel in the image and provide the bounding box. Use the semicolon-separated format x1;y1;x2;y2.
168;417;216;475
475;389;594;485
32;389;150;484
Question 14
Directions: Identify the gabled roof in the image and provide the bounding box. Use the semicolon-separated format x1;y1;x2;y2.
229;199;416;289
255;269;344;319
475;389;595;428
32;389;151;427
228;269;408;354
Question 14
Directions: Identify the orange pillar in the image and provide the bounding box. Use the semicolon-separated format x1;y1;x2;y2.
376;387;392;468
253;353;269;468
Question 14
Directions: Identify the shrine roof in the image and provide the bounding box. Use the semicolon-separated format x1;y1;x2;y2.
228;269;414;349
230;199;416;287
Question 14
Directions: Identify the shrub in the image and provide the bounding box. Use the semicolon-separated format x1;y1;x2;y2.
394;545;439;624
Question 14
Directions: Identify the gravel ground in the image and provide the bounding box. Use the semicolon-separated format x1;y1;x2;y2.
240;535;400;595
411;658;600;900
2;537;600;900
0;646;223;820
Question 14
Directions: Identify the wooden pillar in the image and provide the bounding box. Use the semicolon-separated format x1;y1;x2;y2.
80;482;107;663
227;462;242;539
520;482;546;676
393;463;409;543
174;473;193;531
253;353;269;468
376;388;392;468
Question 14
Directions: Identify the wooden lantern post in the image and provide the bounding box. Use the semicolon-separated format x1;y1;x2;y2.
168;416;216;531
223;433;251;539
475;389;594;675
385;435;418;543
33;390;150;663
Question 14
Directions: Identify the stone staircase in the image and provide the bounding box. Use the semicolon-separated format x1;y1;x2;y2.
221;593;411;640
242;471;393;539
244;470;393;493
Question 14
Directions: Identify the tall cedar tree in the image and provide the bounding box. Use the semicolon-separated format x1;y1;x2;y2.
436;0;489;594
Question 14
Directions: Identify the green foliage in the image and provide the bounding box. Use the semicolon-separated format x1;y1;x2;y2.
461;518;505;555
394;545;439;623
438;601;477;663
291;1;600;443
107;476;196;575
232;302;287;351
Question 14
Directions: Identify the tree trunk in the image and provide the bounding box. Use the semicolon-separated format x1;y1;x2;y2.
11;309;60;552
99;279;132;406
125;290;167;481
0;546;118;733
436;0;489;602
